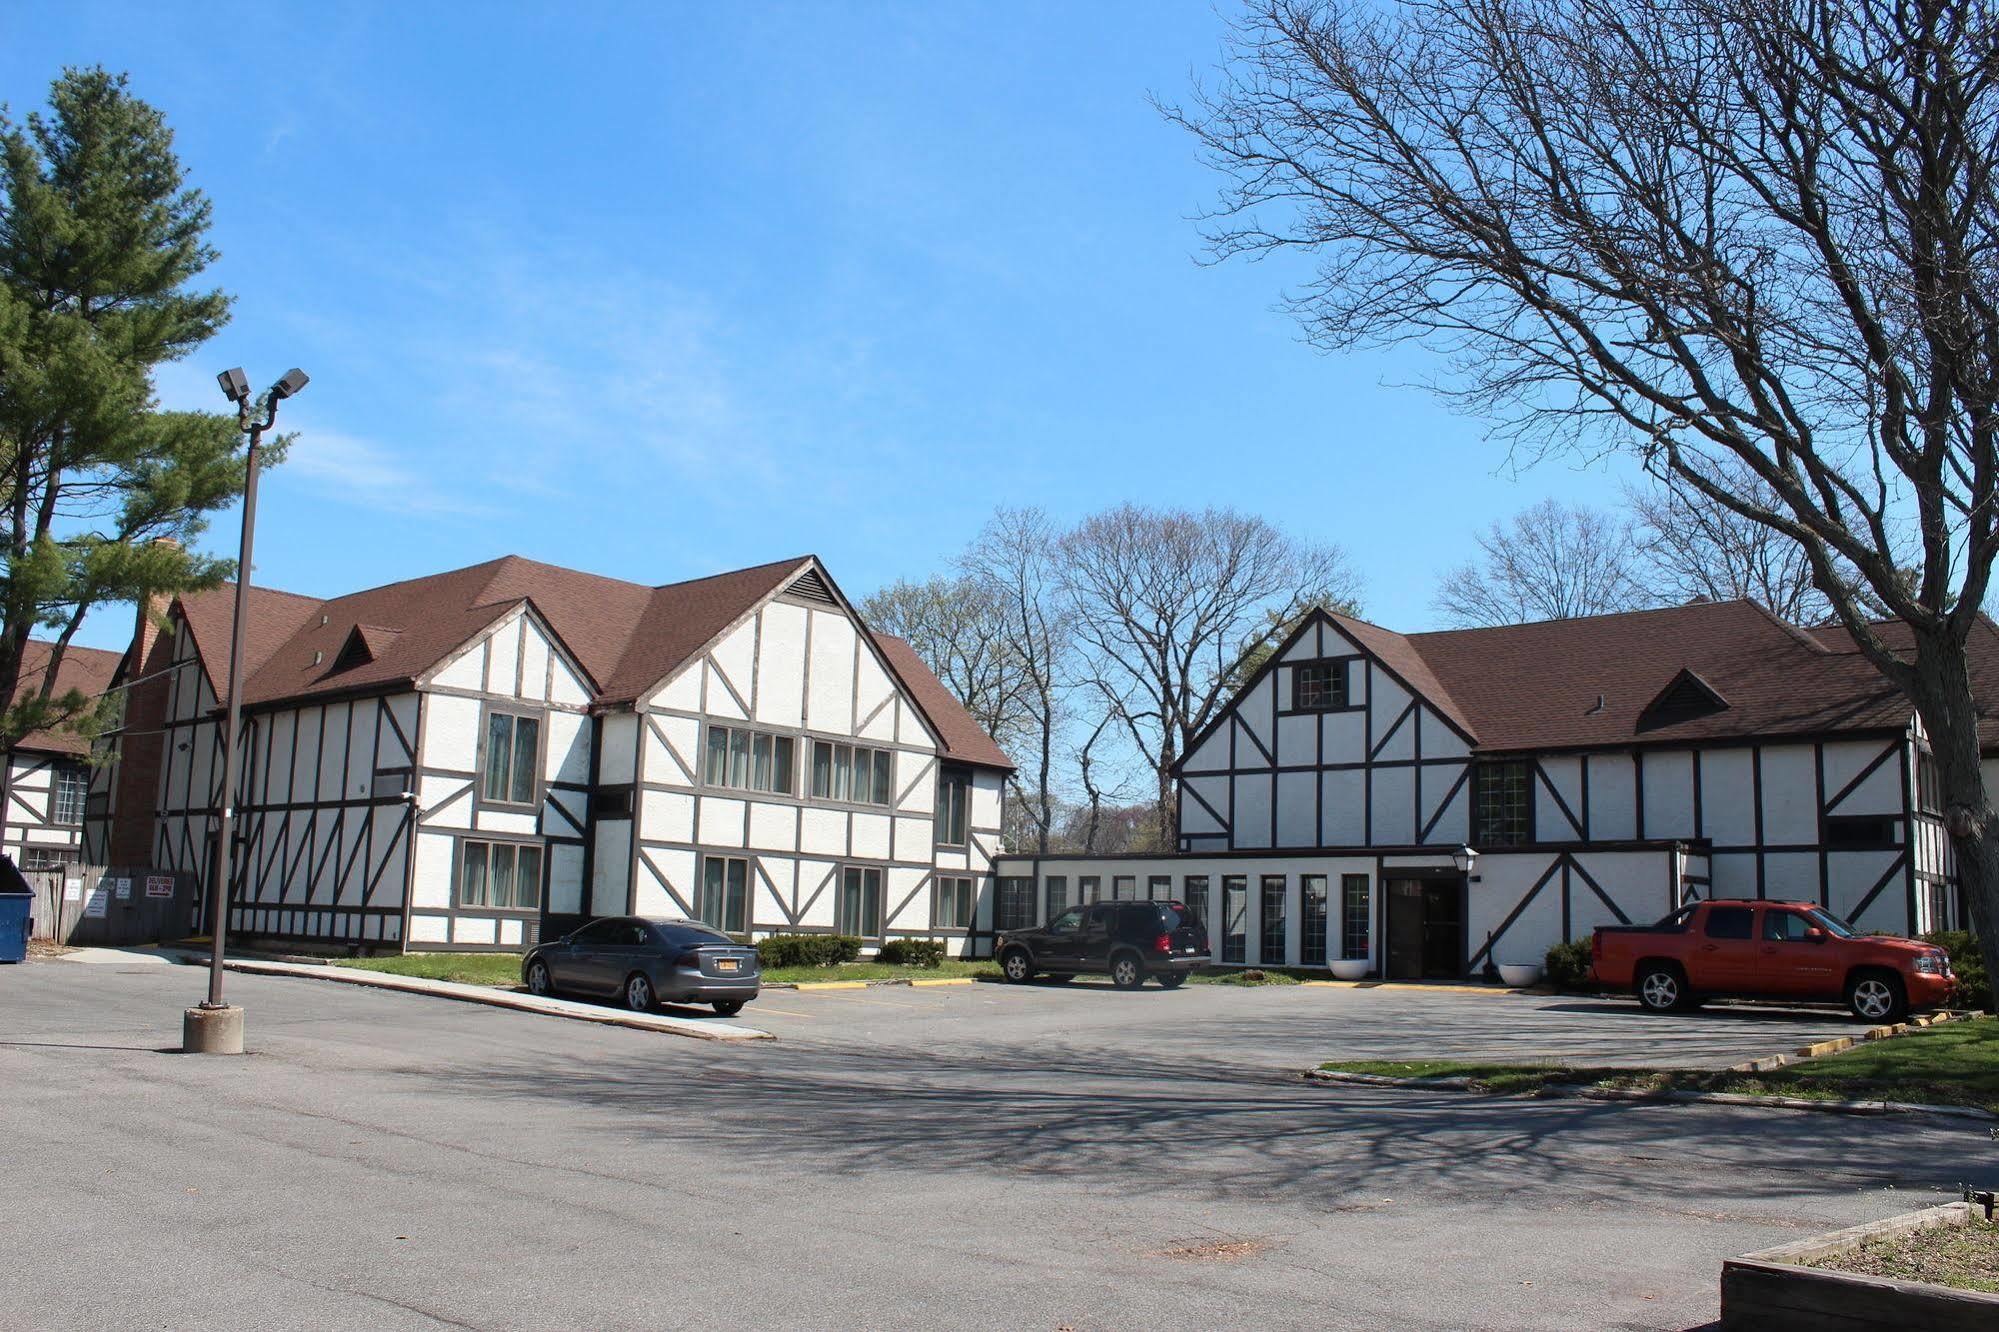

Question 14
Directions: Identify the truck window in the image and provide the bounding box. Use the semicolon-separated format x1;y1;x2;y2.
1703;906;1753;940
1761;910;1815;942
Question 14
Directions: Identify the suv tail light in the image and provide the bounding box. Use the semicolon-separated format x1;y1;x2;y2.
1155;933;1173;953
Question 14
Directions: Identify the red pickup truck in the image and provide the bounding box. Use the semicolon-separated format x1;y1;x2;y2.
1591;899;1954;1022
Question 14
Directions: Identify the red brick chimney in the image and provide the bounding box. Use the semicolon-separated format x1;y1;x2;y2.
107;545;178;868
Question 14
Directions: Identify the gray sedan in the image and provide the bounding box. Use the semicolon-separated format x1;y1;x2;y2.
522;916;761;1016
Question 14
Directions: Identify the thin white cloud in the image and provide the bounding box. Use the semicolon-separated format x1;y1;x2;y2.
281;427;492;517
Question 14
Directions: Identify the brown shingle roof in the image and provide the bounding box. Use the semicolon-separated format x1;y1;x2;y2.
165;555;1011;768
11;640;123;755
871;632;1015;771
1400;600;1914;751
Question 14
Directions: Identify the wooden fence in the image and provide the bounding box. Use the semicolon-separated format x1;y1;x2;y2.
26;865;196;947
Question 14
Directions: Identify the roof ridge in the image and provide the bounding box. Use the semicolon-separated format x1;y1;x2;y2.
648;555;813;593
1407;597;1762;640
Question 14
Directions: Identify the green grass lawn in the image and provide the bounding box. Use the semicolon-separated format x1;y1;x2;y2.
333;953;525;986
1191;967;1304;986
1319;1015;1999;1113
332;952;999;987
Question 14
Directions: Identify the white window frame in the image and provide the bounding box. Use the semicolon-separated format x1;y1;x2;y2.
456;838;544;912
703;725;797;796
811;741;894;807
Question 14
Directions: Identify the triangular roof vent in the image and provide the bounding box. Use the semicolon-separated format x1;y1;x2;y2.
329;623;400;674
785;567;837;606
1638;668;1729;731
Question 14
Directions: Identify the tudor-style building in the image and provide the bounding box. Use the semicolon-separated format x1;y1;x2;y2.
86;554;1011;953
3;641;120;872
995;601;1989;979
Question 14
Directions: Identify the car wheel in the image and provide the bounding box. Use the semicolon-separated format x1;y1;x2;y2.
624;972;655;1012
1000;948;1033;984
1846;971;1907;1024
1636;964;1685;1013
1110;952;1144;990
1156;972;1187;990
524;959;553;996
712;1000;745;1017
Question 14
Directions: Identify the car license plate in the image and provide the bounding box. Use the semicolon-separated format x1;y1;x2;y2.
716;958;739;973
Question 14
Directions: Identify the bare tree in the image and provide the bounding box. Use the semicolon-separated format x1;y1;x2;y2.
1623;463;1831;623
1059;503;1360;836
1435;497;1654;626
860;575;1024;756
1171;0;1999;996
959;507;1069;854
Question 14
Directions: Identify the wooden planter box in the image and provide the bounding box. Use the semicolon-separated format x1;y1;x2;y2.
1721;1201;1999;1330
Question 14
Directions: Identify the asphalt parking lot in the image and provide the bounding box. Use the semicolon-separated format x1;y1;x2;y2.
740;975;1881;1072
7;959;1979;1332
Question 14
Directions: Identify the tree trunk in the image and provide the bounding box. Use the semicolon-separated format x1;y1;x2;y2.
1907;628;1999;1013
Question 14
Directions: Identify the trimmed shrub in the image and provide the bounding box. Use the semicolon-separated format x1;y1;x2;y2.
1543;938;1595;992
756;934;862;969
1922;930;1991;1011
874;938;947;968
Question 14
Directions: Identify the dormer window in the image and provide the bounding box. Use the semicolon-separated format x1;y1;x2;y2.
1293;661;1346;711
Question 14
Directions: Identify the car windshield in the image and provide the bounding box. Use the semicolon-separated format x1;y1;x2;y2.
1804;908;1858;939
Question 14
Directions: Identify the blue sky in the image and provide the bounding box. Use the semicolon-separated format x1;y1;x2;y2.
8;1;1640;655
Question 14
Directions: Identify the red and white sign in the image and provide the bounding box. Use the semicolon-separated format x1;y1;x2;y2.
145;875;174;899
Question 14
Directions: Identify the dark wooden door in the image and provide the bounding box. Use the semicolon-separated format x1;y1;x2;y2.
1386;880;1425;979
1420;881;1464;978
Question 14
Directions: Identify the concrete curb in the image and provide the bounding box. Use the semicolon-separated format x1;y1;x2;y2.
167;953;776;1042
1301;1067;1996;1122
1296;979;1548;996
765;975;982;991
1726;1009;1971;1074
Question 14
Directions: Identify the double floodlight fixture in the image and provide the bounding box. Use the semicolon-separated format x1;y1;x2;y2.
215;366;310;406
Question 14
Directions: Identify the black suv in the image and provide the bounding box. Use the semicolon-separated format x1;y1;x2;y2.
996;900;1209;989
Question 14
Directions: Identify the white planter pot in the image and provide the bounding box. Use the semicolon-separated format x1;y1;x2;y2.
1328;959;1370;981
1497;963;1544;988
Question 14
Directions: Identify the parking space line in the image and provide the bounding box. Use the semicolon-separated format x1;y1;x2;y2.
748;1005;817;1019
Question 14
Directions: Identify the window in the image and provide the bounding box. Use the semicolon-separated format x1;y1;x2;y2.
1147;875;1172;902
1221;875;1248;964
1182;875;1210;927
1113;875;1137;901
1044;875;1068;922
569;918;625;945
1302;875;1329;966
23;846;79;871
937;875;977;929
837;866;883;937
591;788;634;818
1080;875;1101;904
812;741;893;805
1341;874;1370;962
1826;814;1899;849
704;726;796;796
1762;909;1818;942
1917;750;1942;815
1703;906;1753;939
698;856;750;934
936;765;971;845
458;840;543;911
1260;875;1288;965
996;877;1035;931
1293;661;1346;711
52;764;87;826
1048;907;1084;934
1474;759;1531;846
481;712;542;806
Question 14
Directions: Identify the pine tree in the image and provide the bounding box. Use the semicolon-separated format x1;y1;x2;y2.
0;66;265;746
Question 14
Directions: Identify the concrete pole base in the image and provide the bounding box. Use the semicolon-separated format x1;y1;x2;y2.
182;1004;245;1055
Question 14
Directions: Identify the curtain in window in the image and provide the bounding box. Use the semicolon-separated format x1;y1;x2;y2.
484;715;513;801
461;843;490;906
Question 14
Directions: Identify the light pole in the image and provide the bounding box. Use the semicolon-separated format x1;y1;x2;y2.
182;366;308;1056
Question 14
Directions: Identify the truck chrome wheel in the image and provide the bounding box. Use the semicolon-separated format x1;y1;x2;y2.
1849;977;1895;1020
1638;969;1680;1012
1001;949;1031;983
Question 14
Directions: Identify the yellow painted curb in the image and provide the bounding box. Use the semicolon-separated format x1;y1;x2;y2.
909;977;974;987
790;980;870;991
1796;1037;1855;1059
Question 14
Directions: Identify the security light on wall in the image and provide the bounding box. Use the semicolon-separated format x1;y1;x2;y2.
216;367;251;404
1453;847;1479;877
